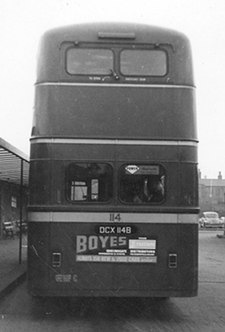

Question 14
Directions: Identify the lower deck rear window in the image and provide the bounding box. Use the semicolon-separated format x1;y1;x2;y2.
119;164;165;204
67;163;113;202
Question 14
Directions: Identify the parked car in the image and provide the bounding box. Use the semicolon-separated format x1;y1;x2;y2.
200;211;224;228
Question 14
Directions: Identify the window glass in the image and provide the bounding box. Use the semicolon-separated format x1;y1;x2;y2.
67;163;113;202
11;196;17;208
67;48;113;75
119;164;165;204
204;212;218;219
120;50;167;76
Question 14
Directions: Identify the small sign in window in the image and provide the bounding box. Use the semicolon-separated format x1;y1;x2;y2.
11;196;17;208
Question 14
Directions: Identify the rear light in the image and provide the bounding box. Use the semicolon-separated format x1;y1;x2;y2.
52;252;62;267
168;253;177;268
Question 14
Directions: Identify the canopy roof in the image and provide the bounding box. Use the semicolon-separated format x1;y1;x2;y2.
0;138;29;186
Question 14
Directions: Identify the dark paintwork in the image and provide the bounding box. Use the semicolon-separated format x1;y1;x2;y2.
28;23;198;298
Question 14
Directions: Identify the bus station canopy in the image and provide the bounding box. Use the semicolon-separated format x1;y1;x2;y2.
0;138;29;186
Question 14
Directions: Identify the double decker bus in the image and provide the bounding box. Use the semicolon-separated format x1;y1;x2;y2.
28;23;199;298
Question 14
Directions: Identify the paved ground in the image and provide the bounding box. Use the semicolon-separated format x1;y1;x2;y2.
0;230;225;331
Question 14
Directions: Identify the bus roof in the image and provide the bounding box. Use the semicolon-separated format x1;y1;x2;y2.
36;22;194;85
42;22;189;43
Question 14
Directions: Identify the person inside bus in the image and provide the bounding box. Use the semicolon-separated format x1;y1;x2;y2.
148;177;164;202
132;179;150;203
132;177;164;203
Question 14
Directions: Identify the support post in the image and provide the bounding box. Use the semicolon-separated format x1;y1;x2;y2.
19;159;23;264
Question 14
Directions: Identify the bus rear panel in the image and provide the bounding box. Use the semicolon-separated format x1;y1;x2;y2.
28;23;198;297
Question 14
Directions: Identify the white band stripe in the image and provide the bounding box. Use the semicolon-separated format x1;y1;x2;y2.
28;212;198;224
36;82;195;89
31;138;198;147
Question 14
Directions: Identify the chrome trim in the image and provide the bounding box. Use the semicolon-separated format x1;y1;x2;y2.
30;138;198;147
36;82;195;89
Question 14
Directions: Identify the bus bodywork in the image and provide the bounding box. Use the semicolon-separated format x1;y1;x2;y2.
28;23;198;297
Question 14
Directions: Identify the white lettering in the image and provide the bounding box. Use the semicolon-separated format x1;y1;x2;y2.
76;235;87;253
110;236;118;247
76;235;128;253
119;236;127;246
111;227;116;233
99;226;116;234
99;236;109;248
89;236;98;250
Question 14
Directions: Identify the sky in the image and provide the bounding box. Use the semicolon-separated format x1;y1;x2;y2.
0;0;225;179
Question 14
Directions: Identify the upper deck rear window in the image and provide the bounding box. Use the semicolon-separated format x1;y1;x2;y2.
120;50;167;76
66;48;113;75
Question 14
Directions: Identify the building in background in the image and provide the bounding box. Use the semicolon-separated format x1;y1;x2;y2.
199;171;225;217
0;181;28;232
0;138;29;238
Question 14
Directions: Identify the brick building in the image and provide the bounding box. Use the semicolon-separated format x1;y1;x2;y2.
199;171;225;217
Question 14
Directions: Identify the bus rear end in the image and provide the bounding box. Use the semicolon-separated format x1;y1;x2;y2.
28;23;198;297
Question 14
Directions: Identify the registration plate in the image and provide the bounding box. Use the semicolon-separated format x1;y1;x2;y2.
95;225;137;235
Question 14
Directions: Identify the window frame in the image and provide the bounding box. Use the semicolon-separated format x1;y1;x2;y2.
64;43;169;80
66;162;114;204
118;163;166;205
